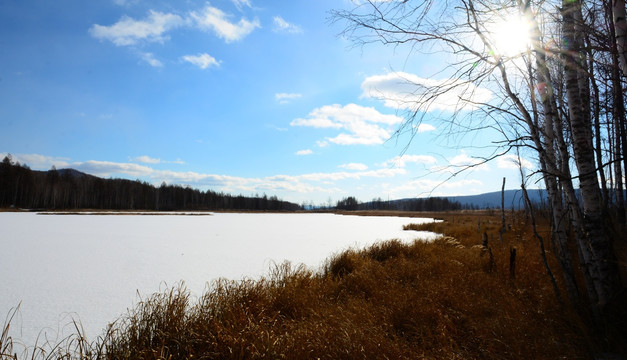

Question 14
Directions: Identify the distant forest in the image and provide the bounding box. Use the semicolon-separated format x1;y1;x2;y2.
335;196;463;212
0;155;300;211
1;155;464;212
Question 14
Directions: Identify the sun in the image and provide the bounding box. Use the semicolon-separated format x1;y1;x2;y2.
489;13;533;57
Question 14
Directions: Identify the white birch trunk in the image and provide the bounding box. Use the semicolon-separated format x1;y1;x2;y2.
614;0;627;77
561;0;621;315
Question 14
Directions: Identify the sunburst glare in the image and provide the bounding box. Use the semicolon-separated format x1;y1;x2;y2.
489;13;533;57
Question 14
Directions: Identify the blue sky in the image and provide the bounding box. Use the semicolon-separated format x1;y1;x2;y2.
0;0;536;205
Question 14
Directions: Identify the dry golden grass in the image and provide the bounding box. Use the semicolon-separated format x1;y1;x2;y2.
4;210;623;359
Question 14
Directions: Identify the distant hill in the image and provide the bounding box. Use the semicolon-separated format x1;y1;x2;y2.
444;189;549;209
56;168;96;179
377;189;550;211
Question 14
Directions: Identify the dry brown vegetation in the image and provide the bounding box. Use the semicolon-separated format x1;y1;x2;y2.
2;210;625;359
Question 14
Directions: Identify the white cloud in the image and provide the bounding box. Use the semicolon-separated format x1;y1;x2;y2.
296;149;313;155
291;117;343;129
133;155;161;164
171;158;186;165
387;178;485;198
329;133;388;145
275;92;302;104
91;5;259;48
449;152;489;170
316;140;329;148
181;53;220;69
273;16;302;34
1;153;70;169
497;155;534;170
89;10;184;46
416;123;436;133
427;151;490;174
290;103;403;146
140;52;163;67
384;154;437;168
190;5;260;43
297;168;405;182
111;165;406;195
362;72;493;112
338;163;368;171
148;165;404;195
74;160;155;178
131;156;185;165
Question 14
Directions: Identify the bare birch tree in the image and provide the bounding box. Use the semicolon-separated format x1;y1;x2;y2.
333;0;624;321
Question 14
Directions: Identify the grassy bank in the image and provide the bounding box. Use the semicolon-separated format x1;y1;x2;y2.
1;211;623;359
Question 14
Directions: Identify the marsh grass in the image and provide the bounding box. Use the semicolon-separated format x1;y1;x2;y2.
1;304;116;360
3;211;614;359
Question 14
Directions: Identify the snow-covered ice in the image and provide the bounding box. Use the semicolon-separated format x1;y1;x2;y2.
0;212;438;346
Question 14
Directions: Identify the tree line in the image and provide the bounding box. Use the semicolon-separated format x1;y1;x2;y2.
335;196;463;211
0;155;301;211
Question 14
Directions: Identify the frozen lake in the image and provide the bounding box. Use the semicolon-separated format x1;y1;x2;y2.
0;212;438;346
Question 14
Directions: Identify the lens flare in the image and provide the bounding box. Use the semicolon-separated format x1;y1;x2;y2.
490;14;532;57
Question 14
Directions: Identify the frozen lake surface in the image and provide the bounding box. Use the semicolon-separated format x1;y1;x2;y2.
0;212;438;346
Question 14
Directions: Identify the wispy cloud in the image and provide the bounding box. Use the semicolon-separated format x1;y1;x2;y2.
275;92;302;104
112;0;134;6
190;5;260;43
132;155;185;165
181;53;220;69
362;72;492;112
290;103;402;146
338;163;368;171
273;16;302;34
140;52;163;67
386;178;484;198
132;155;161;164
496;155;533;170
89;10;184;46
296;149;313;155
298;168;406;182
383;154;437;168
231;0;252;11
449;151;490;171
266;124;288;132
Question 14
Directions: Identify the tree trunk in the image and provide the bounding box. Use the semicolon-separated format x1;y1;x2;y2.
613;0;627;76
586;30;609;209
525;4;582;304
609;1;627;224
501;177;506;233
561;0;622;316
